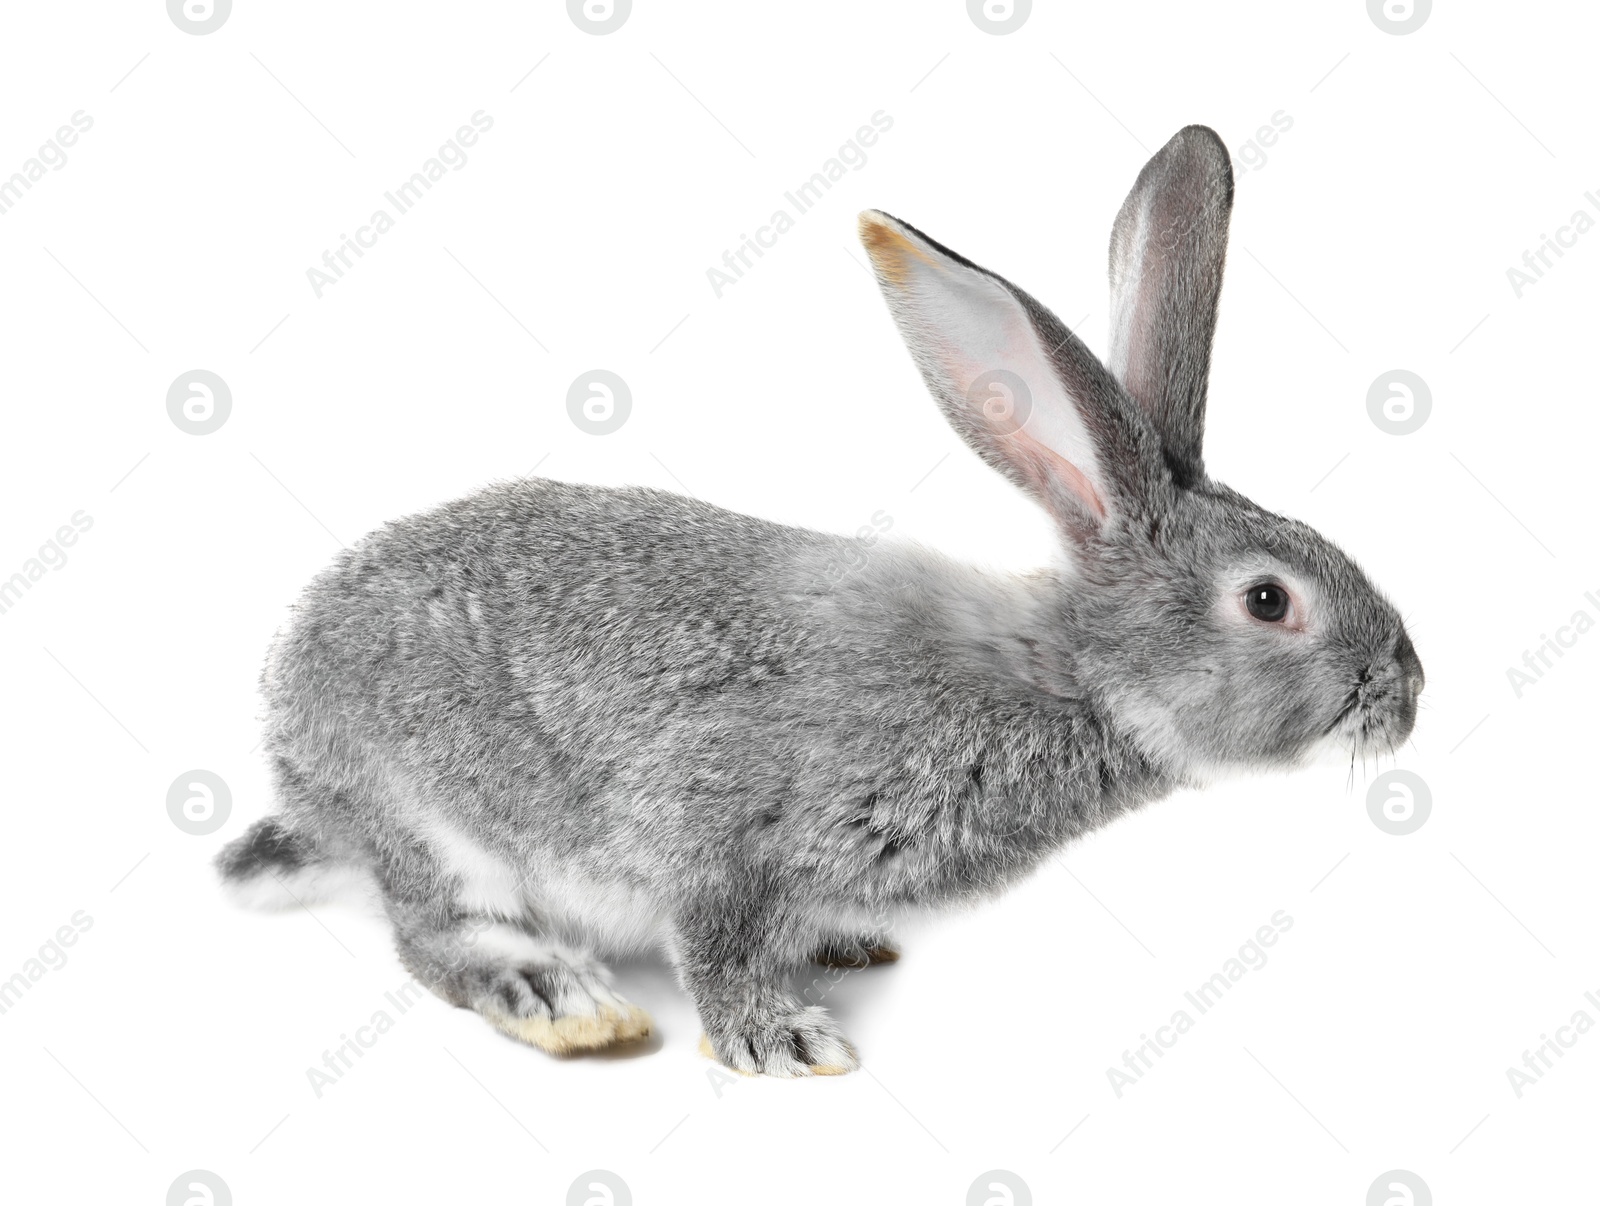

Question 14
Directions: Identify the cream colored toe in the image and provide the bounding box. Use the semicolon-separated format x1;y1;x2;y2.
489;1004;654;1055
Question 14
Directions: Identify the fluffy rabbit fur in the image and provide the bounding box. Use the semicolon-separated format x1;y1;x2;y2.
219;126;1423;1076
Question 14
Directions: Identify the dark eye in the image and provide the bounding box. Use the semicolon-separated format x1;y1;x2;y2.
1245;582;1290;623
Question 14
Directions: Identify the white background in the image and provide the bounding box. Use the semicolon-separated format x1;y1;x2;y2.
1;1;1595;1203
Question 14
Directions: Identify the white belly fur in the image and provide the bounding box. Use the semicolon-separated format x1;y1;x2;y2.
417;816;669;955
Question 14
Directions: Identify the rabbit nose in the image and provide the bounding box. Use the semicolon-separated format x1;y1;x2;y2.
1394;631;1424;699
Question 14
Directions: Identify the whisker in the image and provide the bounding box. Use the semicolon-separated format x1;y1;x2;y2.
1324;686;1361;737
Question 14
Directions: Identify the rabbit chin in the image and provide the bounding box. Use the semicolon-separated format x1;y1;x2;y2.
1139;733;1377;794
1110;695;1388;791
1297;729;1384;774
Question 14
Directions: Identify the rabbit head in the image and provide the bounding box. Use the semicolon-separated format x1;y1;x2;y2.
860;125;1423;779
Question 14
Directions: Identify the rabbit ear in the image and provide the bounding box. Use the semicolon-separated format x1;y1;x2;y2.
859;209;1144;541
1107;125;1233;488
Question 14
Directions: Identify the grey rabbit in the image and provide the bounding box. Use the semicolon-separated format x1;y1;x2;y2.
218;125;1423;1076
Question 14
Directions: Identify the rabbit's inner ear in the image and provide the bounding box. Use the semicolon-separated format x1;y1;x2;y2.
1107;125;1234;488
859;210;1115;533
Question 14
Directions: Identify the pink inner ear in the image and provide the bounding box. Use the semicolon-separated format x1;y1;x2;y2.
1010;428;1108;519
935;345;1110;524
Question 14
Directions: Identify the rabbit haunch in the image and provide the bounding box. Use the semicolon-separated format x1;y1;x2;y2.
219;125;1422;1077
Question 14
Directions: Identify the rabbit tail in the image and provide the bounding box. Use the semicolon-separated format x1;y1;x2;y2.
215;815;370;910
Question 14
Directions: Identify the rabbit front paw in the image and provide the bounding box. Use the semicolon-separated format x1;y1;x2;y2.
698;1004;859;1077
811;935;900;969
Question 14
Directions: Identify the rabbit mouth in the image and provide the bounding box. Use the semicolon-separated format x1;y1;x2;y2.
1323;672;1413;760
1323;686;1364;741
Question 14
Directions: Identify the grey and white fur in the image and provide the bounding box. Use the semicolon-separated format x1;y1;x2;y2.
218;126;1423;1076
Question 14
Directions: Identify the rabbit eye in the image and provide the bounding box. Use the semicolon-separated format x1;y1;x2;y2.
1245;583;1290;623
